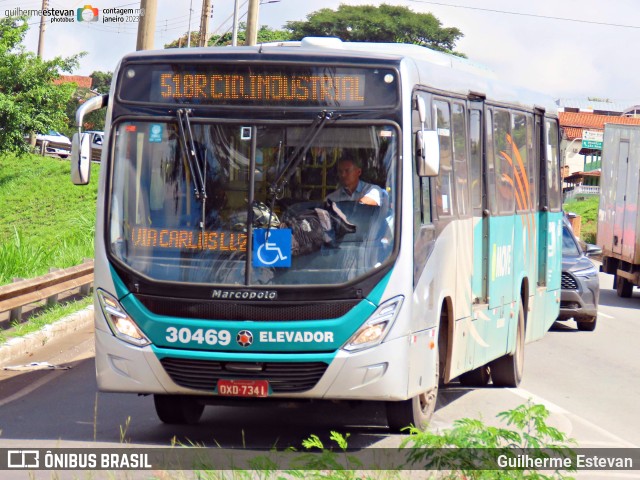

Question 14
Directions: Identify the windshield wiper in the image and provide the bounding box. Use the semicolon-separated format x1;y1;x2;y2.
270;110;335;199
176;108;206;201
261;110;335;237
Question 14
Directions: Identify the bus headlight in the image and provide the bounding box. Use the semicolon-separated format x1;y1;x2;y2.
97;289;151;347
343;296;404;352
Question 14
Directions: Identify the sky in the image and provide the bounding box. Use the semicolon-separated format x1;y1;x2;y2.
4;0;640;105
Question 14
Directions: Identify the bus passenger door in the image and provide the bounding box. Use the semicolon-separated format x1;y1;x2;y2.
536;113;548;288
469;103;487;304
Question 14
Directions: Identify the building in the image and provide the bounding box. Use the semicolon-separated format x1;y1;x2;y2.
52;75;93;89
558;101;640;200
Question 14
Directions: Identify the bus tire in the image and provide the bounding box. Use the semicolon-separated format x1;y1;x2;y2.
616;276;633;298
490;302;525;387
386;355;438;433
386;385;437;433
458;365;491;387
154;394;204;425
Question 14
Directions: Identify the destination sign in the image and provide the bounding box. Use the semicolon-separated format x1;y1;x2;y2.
131;226;247;252
158;72;365;105
118;63;398;108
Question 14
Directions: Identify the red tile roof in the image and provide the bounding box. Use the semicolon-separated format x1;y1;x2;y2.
53;75;92;89
564;170;601;182
560;112;640;139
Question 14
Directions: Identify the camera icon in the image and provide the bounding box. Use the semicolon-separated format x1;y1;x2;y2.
77;5;99;22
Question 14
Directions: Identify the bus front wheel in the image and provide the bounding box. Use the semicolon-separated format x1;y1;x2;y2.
386;385;438;433
490;302;525;387
154;394;204;425
386;354;438;433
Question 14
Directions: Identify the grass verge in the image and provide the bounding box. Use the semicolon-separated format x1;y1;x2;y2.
0;297;92;344
0;152;99;284
563;196;599;244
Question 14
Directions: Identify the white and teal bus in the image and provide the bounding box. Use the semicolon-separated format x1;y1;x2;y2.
72;38;562;431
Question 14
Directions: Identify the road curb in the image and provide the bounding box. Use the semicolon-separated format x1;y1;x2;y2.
0;306;94;368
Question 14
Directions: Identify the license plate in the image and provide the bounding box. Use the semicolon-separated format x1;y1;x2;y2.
217;379;269;397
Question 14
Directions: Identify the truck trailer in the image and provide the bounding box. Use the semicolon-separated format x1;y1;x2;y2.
597;123;640;297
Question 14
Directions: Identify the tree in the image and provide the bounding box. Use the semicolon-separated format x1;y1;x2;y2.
90;71;112;95
63;71;112;136
164;23;291;48
0;16;83;152
285;4;464;56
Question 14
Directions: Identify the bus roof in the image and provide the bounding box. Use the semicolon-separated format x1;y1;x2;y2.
119;38;558;114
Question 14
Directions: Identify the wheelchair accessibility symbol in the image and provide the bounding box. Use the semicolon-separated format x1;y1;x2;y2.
253;229;292;268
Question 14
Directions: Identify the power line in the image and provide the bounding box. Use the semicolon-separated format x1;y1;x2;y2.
407;0;640;30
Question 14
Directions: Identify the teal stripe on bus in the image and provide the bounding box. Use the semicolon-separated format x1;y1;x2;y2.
151;345;337;364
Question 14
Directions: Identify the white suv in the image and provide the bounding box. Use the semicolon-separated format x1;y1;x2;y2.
35;130;72;158
82;130;104;161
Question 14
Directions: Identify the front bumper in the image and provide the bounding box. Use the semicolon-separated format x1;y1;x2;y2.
94;326;436;401
558;273;600;321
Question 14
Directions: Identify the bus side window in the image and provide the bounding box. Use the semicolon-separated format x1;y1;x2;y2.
434;99;454;217
421;178;431;224
469;110;482;213
486;110;497;215
526;114;537;211
452;102;469;217
413;93;433;229
493;109;515;215
545;119;562;211
512;112;529;213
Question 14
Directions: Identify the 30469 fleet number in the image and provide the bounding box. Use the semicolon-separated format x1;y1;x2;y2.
165;327;231;346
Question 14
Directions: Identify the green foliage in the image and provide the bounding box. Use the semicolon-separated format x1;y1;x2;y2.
0;153;98;283
564;196;599;244
400;401;577;479
165;24;291;48
209;23;292;46
90;71;113;94
285;4;464;56
292;431;365;479
0;16;84;152
61;71;112;136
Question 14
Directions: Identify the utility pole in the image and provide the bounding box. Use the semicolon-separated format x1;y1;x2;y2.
37;0;48;58
232;0;240;46
136;0;158;51
32;0;48;147
199;0;212;47
187;0;194;47
245;0;259;46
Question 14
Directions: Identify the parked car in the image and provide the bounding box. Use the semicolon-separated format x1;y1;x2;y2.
558;216;601;331
81;130;104;161
34;130;72;158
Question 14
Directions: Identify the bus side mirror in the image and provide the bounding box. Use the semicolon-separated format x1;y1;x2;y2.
71;133;92;185
416;130;440;177
71;94;108;185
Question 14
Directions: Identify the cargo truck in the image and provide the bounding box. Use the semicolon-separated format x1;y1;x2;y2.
597;124;640;297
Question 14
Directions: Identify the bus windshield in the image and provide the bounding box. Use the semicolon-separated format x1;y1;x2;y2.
108;121;398;286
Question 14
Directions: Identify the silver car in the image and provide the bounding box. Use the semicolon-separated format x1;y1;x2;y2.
558;217;601;331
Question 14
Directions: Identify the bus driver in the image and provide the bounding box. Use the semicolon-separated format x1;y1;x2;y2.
326;157;385;207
